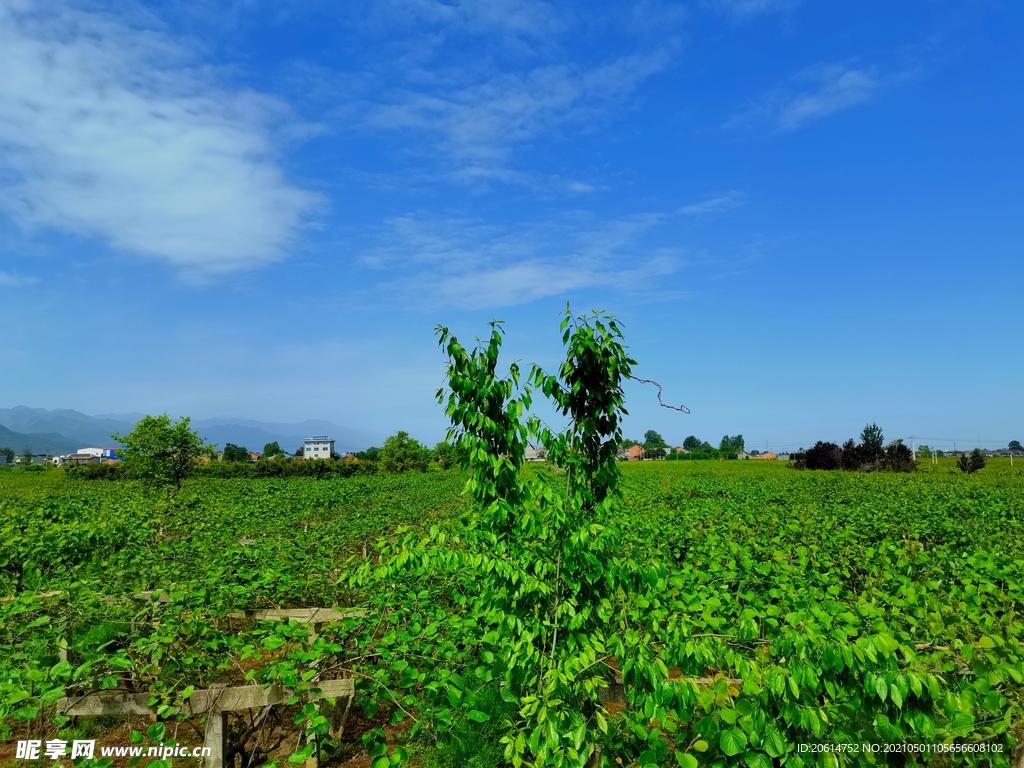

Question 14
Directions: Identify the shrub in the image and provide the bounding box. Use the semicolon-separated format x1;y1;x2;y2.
379;431;431;473
803;441;842;470
877;441;916;473
957;449;986;474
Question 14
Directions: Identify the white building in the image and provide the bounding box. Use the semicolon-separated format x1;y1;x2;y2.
303;436;334;460
78;448;118;459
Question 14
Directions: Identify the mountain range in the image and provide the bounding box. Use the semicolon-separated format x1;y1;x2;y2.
0;407;380;456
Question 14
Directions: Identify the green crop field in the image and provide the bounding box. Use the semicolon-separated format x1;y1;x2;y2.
1;459;1022;767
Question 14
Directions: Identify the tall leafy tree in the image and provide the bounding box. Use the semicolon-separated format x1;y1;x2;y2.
719;434;744;455
112;414;212;489
860;423;885;463
262;441;285;459
222;443;251;463
643;429;667;449
1010;440;1022;452
682;435;701;451
379;431;431;473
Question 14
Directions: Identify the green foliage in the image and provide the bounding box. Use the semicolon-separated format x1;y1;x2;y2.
379;432;431;473
719;435;744;455
112;414;213;489
682;435;701;451
958;448;987;474
355;446;382;461
0;447;14;464
643;430;667;450
1009;440;1021;452
222;443;251;463
860;422;885;463
21;446;33;465
433;441;466;469
262;441;285;459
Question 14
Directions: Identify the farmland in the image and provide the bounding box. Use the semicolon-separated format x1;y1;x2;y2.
2;459;1023;767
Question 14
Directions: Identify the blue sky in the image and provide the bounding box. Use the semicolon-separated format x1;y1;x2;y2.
1;0;1022;452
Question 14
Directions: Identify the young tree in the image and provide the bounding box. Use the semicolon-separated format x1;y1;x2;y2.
860;423;885;464
378;431;431;473
958;448;986;474
0;446;14;464
112;414;213;489
222;443;251;462
262;441;285;459
21;446;33;466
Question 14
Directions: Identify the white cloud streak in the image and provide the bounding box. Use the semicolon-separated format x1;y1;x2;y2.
709;0;800;18
358;53;668;183
729;62;901;132
0;270;37;287
0;0;320;277
359;200;738;309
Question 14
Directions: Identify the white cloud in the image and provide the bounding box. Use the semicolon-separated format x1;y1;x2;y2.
360;53;668;179
708;0;799;19
378;0;560;37
681;191;746;215
361;210;691;309
0;271;37;287
0;0;319;277
729;62;891;132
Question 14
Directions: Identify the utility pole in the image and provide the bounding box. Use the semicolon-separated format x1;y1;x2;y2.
909;435;917;461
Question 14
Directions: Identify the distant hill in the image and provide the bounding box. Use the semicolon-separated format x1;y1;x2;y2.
0;407;380;456
0;424;79;456
0;407;129;448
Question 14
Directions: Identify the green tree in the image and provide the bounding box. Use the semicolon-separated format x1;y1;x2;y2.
719;434;744;455
354;446;381;461
643;429;667;449
1010;440;1022;452
112;414;213;489
433;441;466;469
917;444;932;458
21;446;33;465
222;443;251;462
262;441;285;459
294;446;304;457
958;448;986;474
378;431;431;473
682;435;701;451
860;423;885;463
0;447;14;465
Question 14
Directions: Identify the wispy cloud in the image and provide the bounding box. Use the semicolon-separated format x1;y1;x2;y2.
708;0;800;19
359;199;740;309
359;53;669;183
729;61;917;132
0;0;320;278
373;0;561;37
0;271;38;288
681;191;746;216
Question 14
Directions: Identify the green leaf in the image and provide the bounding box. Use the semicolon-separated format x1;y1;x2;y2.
676;753;698;768
720;728;748;757
465;710;490;722
745;752;772;768
762;725;786;758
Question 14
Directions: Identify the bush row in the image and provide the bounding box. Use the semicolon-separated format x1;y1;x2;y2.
66;458;380;481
